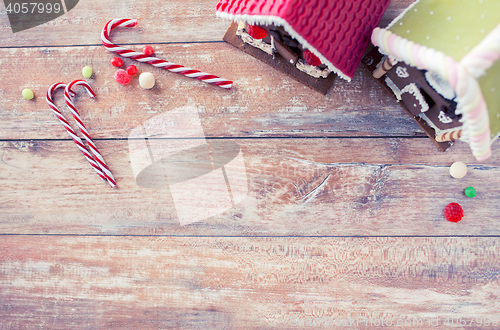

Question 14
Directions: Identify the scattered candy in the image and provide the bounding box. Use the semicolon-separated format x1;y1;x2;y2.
111;56;124;67
142;45;154;56
126;65;138;75
22;88;34;100
464;186;477;198
303;50;322;66
114;69;131;85
82;66;93;78
139;72;155;89
449;161;467;179
102;19;232;89
444;203;464;222
246;25;267;39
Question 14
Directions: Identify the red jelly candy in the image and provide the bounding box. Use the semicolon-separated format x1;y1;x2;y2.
303;50;322;66
444;203;464;223
111;57;123;67
246;25;267;39
126;65;138;76
114;69;131;85
143;45;154;56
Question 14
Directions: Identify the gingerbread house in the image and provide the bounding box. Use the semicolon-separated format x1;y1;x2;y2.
216;0;391;94
364;0;500;160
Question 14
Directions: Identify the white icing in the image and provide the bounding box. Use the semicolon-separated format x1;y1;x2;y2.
438;110;453;124
425;71;456;100
403;84;429;112
385;77;402;100
295;60;330;78
384;77;429;112
270;33;276;56
236;26;273;55
396;66;409;78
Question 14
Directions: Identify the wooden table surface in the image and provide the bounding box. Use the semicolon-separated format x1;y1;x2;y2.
1;1;499;329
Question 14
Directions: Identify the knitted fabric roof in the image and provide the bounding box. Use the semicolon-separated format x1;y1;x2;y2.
216;0;391;81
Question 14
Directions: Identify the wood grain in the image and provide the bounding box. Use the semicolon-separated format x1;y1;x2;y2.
0;0;415;47
1;236;499;329
0;0;229;47
1;139;498;235
0;44;422;140
2;0;500;329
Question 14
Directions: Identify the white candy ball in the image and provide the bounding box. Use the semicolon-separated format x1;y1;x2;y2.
139;72;155;89
449;161;467;179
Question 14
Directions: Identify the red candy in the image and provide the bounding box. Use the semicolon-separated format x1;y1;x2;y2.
246;25;267;39
143;45;154;56
126;65;138;75
114;69;131;85
110;57;123;67
444;203;464;223
303;50;322;66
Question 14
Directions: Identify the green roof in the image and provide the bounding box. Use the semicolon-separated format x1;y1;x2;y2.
389;0;500;62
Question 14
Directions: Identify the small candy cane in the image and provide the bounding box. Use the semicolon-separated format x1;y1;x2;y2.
101;18;233;89
46;82;107;183
64;80;117;188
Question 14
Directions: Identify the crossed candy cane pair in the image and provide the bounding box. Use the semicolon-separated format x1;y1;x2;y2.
46;80;116;188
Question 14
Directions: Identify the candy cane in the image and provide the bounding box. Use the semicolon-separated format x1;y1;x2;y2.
46;82;107;183
64;80;117;188
101;18;233;89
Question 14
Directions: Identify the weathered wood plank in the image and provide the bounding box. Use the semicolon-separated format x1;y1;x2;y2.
1;236;499;329
1;139;498;235
0;44;423;140
1;1;499;329
0;0;229;47
0;0;415;47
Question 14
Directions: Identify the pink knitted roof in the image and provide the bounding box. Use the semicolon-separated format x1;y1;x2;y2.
216;0;391;81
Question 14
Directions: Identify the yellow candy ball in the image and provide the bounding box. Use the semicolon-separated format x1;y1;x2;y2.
82;66;93;78
22;88;34;100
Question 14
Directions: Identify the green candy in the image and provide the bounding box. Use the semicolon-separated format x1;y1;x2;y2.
22;88;34;100
82;66;93;78
464;187;477;198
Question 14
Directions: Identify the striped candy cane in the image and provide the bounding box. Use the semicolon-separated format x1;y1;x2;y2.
64;80;117;188
101;18;233;89
46;82;107;183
